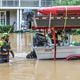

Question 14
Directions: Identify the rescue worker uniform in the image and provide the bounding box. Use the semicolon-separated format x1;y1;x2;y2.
2;33;14;58
0;39;9;63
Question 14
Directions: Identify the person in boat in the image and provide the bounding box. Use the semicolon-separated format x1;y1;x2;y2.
33;32;47;47
61;31;68;46
26;32;47;59
48;31;60;46
0;36;9;63
1;33;14;58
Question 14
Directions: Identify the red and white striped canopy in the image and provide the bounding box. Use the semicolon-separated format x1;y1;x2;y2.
38;6;80;16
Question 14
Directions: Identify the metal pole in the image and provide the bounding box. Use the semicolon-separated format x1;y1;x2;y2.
52;27;56;61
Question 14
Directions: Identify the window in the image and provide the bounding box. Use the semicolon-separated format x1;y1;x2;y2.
0;12;6;25
2;0;19;7
2;1;6;7
21;0;39;7
41;0;55;7
6;11;10;25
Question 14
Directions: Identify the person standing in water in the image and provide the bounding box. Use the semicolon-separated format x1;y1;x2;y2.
1;33;14;58
0;36;9;63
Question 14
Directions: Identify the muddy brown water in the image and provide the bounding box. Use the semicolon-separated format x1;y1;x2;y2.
0;33;80;80
0;60;80;80
9;33;33;53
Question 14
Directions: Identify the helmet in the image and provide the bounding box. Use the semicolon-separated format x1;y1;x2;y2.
1;33;9;39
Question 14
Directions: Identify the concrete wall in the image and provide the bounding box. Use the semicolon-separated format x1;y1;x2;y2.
10;9;17;30
0;9;17;30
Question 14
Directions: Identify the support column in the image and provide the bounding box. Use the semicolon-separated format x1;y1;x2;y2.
0;0;2;7
20;9;22;30
17;9;20;31
51;27;56;61
59;0;62;4
39;0;41;7
5;11;6;25
19;0;21;7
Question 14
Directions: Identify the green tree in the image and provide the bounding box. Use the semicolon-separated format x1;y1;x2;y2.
57;0;80;5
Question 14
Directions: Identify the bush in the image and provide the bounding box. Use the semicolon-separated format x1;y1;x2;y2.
0;25;14;33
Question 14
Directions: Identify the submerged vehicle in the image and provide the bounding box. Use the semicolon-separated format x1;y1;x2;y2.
27;6;80;60
26;31;80;60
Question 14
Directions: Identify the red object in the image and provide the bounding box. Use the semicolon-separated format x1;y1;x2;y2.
51;27;56;61
66;54;80;60
33;6;80;61
38;6;80;16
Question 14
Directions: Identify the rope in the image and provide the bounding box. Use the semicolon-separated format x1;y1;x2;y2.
33;14;37;27
62;7;68;45
48;12;52;33
63;7;68;33
8;27;12;33
8;22;16;33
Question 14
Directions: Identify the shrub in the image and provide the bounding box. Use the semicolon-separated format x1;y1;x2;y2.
0;25;14;33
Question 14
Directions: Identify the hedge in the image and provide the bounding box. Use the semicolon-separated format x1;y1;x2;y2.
0;25;14;33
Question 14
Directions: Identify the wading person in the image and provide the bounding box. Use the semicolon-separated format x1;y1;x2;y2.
2;33;14;58
0;36;9;63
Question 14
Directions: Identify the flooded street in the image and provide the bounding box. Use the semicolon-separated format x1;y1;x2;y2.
0;60;80;80
0;33;80;80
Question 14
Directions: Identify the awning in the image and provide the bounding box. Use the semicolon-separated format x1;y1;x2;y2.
38;6;80;16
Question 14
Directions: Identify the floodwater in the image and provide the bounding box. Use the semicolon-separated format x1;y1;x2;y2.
0;33;80;80
9;33;33;53
1;60;80;80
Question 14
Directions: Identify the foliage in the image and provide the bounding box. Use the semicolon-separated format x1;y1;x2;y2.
56;0;80;5
71;42;80;46
0;25;14;33
72;29;80;35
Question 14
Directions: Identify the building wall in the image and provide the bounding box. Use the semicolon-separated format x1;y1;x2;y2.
0;0;58;31
0;9;23;31
0;0;57;8
10;10;17;27
0;9;17;25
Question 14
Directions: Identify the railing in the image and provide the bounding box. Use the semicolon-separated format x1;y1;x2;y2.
41;0;57;7
0;0;58;7
2;0;19;7
21;0;39;7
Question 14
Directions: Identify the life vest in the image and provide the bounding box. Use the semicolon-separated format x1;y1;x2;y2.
0;40;4;47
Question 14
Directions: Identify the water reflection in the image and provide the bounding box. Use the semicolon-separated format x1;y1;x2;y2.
16;33;25;52
34;60;80;80
9;33;33;53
